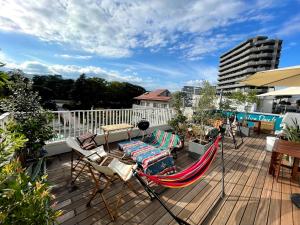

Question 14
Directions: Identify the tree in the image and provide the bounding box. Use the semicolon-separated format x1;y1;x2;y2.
194;81;217;125
168;91;187;134
71;74;107;109
0;62;9;92
0;72;54;162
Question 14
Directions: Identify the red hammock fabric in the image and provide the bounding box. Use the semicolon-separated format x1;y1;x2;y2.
138;135;222;188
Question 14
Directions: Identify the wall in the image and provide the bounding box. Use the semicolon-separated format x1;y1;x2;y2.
140;100;170;108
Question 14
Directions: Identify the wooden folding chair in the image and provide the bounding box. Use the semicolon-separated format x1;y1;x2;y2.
66;137;107;186
86;157;138;221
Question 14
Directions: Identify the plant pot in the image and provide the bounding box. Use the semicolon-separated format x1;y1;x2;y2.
238;126;250;137
188;139;211;159
266;136;279;151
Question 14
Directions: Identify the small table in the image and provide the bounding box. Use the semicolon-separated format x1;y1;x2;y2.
269;139;300;181
246;119;261;135
101;123;133;152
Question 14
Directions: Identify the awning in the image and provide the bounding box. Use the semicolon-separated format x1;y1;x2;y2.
240;65;300;87
258;87;300;97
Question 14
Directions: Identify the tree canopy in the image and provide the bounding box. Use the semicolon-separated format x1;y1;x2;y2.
12;73;146;110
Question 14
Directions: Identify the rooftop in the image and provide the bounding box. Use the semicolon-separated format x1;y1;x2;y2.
48;135;300;225
134;89;171;102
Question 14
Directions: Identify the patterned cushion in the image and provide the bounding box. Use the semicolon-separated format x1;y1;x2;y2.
118;139;176;175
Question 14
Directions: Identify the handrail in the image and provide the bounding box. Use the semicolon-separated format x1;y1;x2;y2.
0;108;175;143
49;108;175;142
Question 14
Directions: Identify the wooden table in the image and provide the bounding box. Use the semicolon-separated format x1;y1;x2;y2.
269;139;300;181
101;123;133;152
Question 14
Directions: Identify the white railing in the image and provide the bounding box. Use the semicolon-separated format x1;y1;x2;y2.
50;108;175;142
0;112;11;130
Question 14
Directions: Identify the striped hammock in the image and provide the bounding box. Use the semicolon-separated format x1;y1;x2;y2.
137;135;222;188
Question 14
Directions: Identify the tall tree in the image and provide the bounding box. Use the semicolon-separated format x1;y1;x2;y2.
0;62;9;91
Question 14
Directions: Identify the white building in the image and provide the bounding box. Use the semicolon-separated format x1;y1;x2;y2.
133;89;171;108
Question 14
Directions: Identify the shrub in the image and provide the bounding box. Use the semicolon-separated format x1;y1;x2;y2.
0;73;54;162
0;160;61;224
0;124;61;224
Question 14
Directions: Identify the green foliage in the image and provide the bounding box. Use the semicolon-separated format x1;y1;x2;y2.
0;62;9;93
32;73;146;109
0;160;61;224
219;98;234;111
229;90;259;110
0;73;54;161
0;124;27;167
170;91;185;112
193;81;216;126
168;91;187;134
283;118;300;143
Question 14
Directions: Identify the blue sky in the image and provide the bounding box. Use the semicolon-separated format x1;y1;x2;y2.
0;0;300;91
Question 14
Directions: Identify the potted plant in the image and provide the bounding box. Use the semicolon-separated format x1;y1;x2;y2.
188;125;212;158
188;81;218;158
281;118;300;146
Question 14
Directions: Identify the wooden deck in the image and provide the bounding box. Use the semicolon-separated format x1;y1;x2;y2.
47;135;300;225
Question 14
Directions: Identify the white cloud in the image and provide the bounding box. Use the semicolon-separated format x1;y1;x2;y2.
276;14;300;37
3;60;143;83
0;0;268;59
55;54;92;60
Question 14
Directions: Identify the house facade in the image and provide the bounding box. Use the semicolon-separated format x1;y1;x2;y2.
133;89;171;108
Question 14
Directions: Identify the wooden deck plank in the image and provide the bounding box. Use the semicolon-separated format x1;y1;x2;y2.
207;138;265;225
224;149;266;225
167;136;264;225
280;168;294;225
291;177;300;225
191;137;265;225
239;154;270;225
121;139;239;225
268;169;282;225
46;135;300;225
69;147;195;225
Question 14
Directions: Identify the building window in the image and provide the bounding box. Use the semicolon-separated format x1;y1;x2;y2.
146;102;150;106
153;103;157;107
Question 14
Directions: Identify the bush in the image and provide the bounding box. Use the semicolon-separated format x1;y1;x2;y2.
0;125;60;224
0;73;54;162
0;160;61;224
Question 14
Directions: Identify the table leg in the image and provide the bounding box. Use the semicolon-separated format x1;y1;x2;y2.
292;157;300;181
127;128;132;141
275;153;283;181
104;131;110;153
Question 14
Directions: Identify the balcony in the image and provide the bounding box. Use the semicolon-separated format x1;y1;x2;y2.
48;134;300;225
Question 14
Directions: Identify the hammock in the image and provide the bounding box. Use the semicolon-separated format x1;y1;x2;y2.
137;135;222;188
133;134;225;225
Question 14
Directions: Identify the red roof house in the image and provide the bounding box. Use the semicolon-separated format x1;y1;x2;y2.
133;89;171;108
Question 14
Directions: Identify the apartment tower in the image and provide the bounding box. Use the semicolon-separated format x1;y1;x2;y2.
217;36;282;94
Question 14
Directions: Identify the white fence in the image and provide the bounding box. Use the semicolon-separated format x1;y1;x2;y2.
0;108;175;143
0;112;11;130
50;108;174;142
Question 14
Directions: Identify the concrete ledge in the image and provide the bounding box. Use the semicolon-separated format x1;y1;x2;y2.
45;125;171;156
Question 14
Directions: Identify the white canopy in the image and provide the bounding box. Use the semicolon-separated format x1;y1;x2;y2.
258;87;300;97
